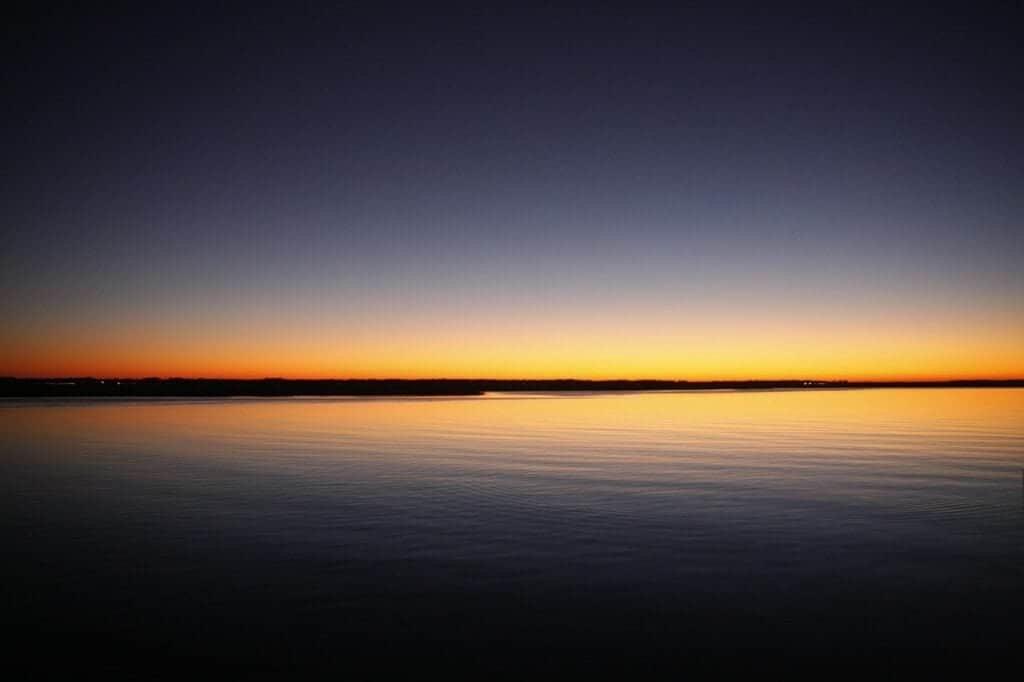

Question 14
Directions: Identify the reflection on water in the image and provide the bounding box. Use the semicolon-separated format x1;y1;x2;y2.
2;389;1022;672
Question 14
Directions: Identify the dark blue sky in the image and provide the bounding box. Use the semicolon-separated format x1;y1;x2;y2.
3;3;1022;378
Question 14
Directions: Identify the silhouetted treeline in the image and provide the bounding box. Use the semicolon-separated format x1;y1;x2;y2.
1;377;1021;398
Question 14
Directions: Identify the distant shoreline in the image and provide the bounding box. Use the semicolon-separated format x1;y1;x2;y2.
1;378;1022;398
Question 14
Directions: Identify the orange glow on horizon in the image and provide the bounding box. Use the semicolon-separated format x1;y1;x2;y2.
4;299;1022;382
4;341;1022;382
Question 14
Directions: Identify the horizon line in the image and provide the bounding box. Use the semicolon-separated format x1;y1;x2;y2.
4;376;1023;384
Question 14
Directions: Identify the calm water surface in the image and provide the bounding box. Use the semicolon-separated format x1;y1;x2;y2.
2;389;1022;672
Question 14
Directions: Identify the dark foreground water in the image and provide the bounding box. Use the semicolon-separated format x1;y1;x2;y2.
2;389;1022;675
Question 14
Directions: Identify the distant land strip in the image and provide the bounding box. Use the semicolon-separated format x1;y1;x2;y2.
1;378;1022;398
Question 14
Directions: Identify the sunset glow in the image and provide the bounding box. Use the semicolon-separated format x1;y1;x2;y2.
3;292;1021;379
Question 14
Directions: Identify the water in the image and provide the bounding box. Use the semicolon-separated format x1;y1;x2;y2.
2;389;1022;673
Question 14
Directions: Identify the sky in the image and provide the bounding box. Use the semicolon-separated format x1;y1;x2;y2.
2;3;1022;380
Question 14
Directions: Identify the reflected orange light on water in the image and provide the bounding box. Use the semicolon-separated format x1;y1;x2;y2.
5;389;1021;469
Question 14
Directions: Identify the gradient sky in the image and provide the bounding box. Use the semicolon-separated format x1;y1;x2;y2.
3;3;1022;379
